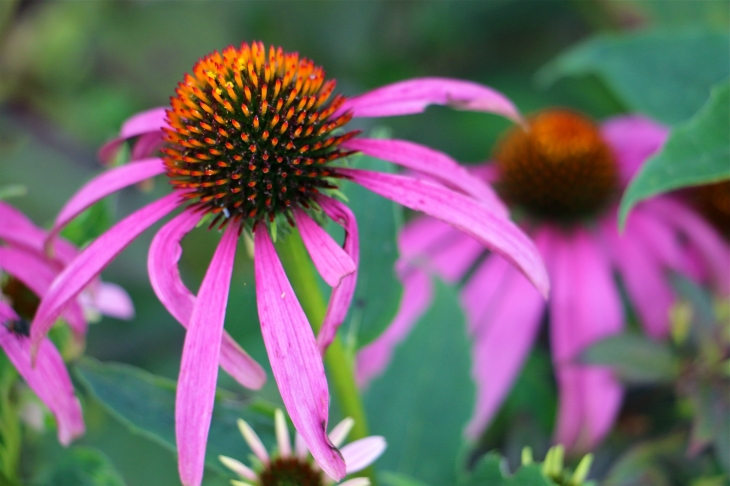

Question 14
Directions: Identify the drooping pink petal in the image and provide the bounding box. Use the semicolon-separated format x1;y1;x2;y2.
253;228;345;480
176;223;238;486
469;163;501;184
465;252;547;438
0;247;87;337
341;436;387;474
423;230;484;284
148;210;266;390
356;267;433;388
600;115;669;186
0;202;77;266
98;107;168;163
548;227;624;452
343;138;507;214
398;214;464;263
294;209;356;288
461;253;513;336
93;283;135;320
340;77;522;124
599;214;674;339
340;168;549;298
31;193;180;355
0;307;84;446
316;196;360;354
47;158;166;244
643;197;730;295
131;132;165;161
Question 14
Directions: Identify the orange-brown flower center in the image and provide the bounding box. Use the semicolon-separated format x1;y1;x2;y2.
691;181;730;239
259;456;324;486
494;109;618;222
163;42;358;229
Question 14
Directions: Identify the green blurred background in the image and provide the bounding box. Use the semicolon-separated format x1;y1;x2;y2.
0;1;727;484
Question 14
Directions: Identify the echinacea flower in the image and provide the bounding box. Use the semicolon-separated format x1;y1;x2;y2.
31;42;549;485
358;109;729;453
0;201;133;445
220;409;385;486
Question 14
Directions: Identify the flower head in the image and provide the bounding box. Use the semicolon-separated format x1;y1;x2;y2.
220;409;385;486
32;41;548;485
0;201;133;445
358;109;729;453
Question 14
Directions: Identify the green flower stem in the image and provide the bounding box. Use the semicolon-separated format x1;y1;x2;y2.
277;231;370;441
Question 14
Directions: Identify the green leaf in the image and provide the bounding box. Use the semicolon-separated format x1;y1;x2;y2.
364;281;474;485
603;434;685;486
59;200;114;248
74;359;275;475
380;471;432;486
0;185;27;201
38;446;126;486
339;145;403;345
458;452;553;486
620;82;730;224
538;29;730;125
580;334;676;384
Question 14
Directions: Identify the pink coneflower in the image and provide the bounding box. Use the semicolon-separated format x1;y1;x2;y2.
0;201;133;445
31;42;548;485
220;409;385;486
358;109;729;453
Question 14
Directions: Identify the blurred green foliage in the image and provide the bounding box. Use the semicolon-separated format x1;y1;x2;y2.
0;1;728;485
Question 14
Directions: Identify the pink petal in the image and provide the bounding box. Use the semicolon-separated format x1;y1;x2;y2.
547;227;624;451
343;138;507;214
93;283;135;320
644;197;730;295
398;214;463;263
31;193;180;355
294;209;356;288
253;228;345;480
0;247;87;337
341;436;387;474
0;318;84;446
341;77;522;124
423;230;483;283
600;115;669;187
131;132;165;161
315;196;360;354
465;253;546;438
599;214;674;339
340;168;549;298
0;202;77;266
356;267;433;388
47;158;166;244
148;211;266;390
460;251;512;336
99;107;168;163
176;224;239;486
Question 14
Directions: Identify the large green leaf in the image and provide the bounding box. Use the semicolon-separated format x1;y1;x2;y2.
364;281;473;485
338;148;404;345
37;447;126;486
539;29;730;125
580;334;676;384
620;82;730;224
74;359;275;476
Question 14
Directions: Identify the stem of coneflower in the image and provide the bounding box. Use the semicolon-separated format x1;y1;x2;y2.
277;230;372;442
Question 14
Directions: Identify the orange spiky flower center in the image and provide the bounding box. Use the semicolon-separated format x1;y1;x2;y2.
259;456;324;486
494;109;619;222
163;42;358;229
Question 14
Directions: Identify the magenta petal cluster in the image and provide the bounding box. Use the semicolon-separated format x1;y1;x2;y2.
31;52;548;486
0;202;134;445
358;114;730;452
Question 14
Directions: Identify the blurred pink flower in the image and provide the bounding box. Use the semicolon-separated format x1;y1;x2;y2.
31;42;548;485
0;201;133;445
358;110;729;453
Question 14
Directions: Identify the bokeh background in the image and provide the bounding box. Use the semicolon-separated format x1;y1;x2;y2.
0;1;728;485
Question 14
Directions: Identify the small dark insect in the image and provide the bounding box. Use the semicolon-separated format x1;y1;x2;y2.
4;318;30;338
